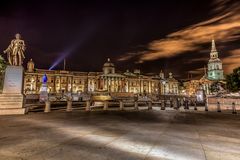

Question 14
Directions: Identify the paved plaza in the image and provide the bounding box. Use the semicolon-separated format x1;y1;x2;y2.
0;110;239;160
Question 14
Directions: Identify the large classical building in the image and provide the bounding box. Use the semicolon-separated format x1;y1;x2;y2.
24;58;179;95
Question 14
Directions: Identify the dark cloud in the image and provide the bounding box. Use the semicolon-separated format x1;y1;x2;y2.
0;0;239;79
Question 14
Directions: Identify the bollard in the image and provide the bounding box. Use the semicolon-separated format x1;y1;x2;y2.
161;100;165;110
44;100;51;113
217;101;221;112
194;101;197;110
86;100;90;111
184;100;189;110
205;99;208;111
232;102;237;114
103;101;108;111
176;99;180;110
119;100;124;110
66;100;73;112
148;101;152;110
134;101;139;110
170;100;173;108
173;99;178;110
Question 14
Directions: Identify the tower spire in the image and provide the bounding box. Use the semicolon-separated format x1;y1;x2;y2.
210;39;218;59
211;39;217;52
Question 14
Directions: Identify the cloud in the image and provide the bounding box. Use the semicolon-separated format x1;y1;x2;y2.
118;0;240;73
223;49;240;73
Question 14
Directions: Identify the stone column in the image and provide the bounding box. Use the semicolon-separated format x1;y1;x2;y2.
59;76;62;91
66;76;69;92
119;100;124;110
104;78;106;91
148;81;151;93
53;76;56;93
44;100;51;113
104;101;108;110
70;77;73;93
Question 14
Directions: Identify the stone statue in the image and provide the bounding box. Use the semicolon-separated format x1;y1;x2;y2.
27;59;35;72
3;33;26;66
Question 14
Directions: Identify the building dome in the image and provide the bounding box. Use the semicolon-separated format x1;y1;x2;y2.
103;58;115;74
103;58;115;67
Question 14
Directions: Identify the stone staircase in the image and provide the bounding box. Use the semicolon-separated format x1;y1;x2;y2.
0;94;26;115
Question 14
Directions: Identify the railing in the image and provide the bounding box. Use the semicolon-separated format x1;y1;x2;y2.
25;96;239;114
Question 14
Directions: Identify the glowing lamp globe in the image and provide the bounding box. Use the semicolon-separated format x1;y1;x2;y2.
42;74;48;84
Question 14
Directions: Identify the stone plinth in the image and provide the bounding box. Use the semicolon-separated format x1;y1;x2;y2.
0;66;25;115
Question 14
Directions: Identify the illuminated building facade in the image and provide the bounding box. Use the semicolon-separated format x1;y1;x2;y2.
24;58;179;95
183;39;225;95
207;39;224;80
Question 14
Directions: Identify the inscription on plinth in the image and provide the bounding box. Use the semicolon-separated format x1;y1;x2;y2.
3;66;24;94
0;66;25;115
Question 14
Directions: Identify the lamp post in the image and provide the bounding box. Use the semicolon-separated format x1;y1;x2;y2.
162;80;166;95
161;80;167;109
40;74;48;103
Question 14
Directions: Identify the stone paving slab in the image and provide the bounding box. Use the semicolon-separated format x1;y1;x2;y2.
0;110;239;160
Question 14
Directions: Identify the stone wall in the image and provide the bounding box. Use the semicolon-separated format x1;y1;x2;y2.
207;96;240;111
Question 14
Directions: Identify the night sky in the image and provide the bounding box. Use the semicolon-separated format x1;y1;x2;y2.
0;0;240;79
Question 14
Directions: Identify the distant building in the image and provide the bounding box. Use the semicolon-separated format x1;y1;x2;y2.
24;58;179;95
184;39;225;95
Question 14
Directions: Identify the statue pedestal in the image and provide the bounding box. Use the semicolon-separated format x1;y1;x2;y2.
0;66;25;115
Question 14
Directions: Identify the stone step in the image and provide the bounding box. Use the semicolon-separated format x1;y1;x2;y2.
0;93;23;96
0;93;24;111
0;94;23;99
0;102;24;109
0;98;23;102
0;108;25;115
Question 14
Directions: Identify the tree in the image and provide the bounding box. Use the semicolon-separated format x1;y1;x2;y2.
0;55;6;73
210;81;226;94
210;81;220;93
226;67;240;92
0;55;6;91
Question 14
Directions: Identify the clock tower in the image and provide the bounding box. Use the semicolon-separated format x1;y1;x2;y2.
207;39;224;80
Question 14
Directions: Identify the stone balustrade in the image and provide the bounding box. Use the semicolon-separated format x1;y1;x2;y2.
38;97;239;115
207;97;239;114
